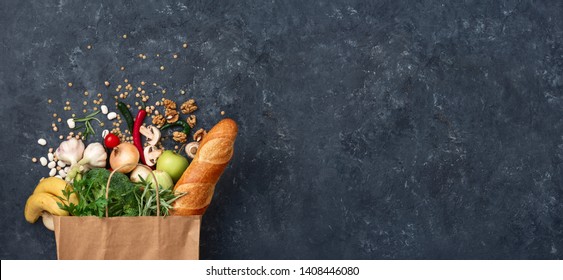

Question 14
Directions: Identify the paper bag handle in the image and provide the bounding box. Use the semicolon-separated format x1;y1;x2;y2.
106;164;161;217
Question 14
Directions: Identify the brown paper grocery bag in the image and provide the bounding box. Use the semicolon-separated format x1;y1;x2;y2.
53;215;201;260
52;164;201;260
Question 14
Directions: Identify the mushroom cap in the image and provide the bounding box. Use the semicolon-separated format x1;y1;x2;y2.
139;125;162;146
185;142;200;159
144;145;163;167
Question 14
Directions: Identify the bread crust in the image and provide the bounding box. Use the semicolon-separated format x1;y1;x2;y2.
171;118;238;216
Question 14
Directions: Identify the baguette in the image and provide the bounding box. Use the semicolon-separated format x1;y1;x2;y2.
171;118;238;216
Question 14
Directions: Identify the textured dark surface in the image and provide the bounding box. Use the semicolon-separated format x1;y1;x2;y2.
1;0;562;259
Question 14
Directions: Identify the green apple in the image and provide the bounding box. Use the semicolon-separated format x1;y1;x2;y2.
156;150;189;182
129;167;174;189
148;170;174;190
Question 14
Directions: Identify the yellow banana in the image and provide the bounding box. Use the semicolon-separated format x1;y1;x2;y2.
33;177;78;205
24;193;69;223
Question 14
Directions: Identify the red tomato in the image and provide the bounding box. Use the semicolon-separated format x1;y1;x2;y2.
104;133;120;149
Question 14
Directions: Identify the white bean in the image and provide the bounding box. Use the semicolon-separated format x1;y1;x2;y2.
102;129;109;139
40;157;48;166
47;152;54;161
57;161;66;168
64;166;70;173
49;168;57;177
47;161;56;169
107;112;117;120
67;119;76;129
58;169;67;177
101;105;109;114
38;138;47;146
55;175;63;179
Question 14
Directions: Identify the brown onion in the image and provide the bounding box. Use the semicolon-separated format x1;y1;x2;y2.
109;143;140;173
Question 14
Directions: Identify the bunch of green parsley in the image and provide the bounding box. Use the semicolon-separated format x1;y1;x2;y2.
58;168;185;217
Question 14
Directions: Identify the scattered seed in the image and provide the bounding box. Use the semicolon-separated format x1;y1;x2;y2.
183;43;188;48
59;135;64;140
105;81;110;87
173;54;178;59
32;157;37;163
221;111;225;115
48;148;53;153
68;82;73;87
160;66;165;71
120;66;125;71
48;99;52;103
141;81;146;86
87;45;92;49
53;126;58;132
122;34;127;39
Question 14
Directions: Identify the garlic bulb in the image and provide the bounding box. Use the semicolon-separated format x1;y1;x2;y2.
79;143;107;168
55;138;85;165
66;142;107;182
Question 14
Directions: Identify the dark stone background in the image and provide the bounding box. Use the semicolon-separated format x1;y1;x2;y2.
1;0;562;259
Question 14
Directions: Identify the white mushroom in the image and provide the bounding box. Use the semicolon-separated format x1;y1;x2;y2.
185;142;199;159
143;146;163;167
139;125;162;146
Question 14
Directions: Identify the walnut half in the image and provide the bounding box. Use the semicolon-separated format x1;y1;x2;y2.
186;115;196;128
165;108;179;123
151;115;166;127
181;99;198;114
173;131;187;143
163;98;177;110
193;128;207;142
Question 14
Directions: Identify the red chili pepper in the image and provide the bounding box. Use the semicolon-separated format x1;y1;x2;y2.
133;109;147;165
